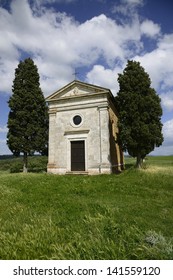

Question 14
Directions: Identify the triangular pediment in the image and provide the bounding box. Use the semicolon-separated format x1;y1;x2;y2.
46;80;110;101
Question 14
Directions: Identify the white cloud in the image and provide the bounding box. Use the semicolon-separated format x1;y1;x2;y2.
150;145;173;156
34;0;76;4
132;32;173;114
0;127;9;155
134;39;172;81
29;0;77;11
86;65;122;95
0;139;11;155
0;0;170;105
160;91;173;112
163;119;173;146
0;0;145;96
124;0;143;4
158;33;173;49
134;49;170;89
0;126;8;133
140;20;160;37
0;0;172;155
112;0;143;17
150;119;173;156
0;0;79;94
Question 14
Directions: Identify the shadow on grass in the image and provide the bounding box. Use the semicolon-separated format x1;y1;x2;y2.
125;163;135;170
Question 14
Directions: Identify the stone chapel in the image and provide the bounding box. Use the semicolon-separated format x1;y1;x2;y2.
46;80;124;175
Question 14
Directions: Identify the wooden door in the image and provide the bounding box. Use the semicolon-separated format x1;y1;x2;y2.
71;141;85;171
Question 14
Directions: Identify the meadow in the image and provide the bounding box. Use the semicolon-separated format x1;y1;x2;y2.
0;155;173;260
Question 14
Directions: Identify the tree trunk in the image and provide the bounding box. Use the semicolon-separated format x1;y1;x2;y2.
23;152;28;173
136;153;143;169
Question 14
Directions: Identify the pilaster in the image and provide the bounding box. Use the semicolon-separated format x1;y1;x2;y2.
98;105;111;174
47;110;56;170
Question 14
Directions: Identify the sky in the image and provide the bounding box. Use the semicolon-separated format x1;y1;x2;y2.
0;0;173;156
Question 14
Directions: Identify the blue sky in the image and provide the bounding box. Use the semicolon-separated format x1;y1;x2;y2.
0;0;173;155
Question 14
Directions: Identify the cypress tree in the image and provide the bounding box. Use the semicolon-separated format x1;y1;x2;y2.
115;60;163;168
7;58;48;172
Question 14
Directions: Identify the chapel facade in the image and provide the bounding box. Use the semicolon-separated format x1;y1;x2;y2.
46;80;124;175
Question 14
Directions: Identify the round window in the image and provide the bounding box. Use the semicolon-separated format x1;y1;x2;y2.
73;115;82;125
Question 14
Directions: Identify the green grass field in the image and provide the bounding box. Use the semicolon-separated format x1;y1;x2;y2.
0;156;173;260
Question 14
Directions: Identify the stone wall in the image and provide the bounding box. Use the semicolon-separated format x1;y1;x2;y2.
47;81;124;175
